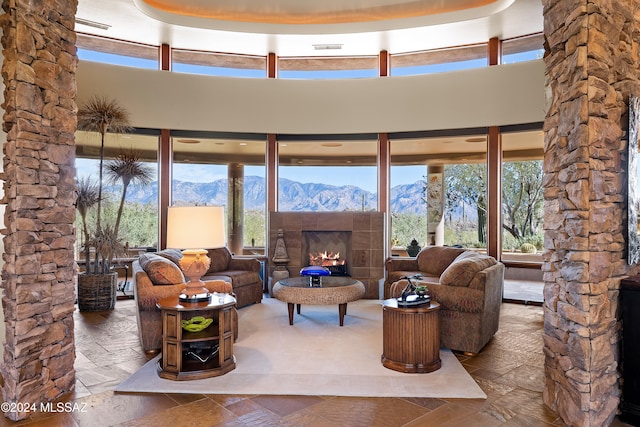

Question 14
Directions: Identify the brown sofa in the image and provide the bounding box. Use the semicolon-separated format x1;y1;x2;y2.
132;248;262;353
385;246;504;354
205;247;263;308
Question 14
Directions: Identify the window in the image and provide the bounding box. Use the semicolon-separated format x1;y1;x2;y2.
75;130;160;253
278;56;378;79
171;135;267;251
501;129;544;262
172;49;266;77
277;138;378;211
502;34;544;64
391;44;487;76
76;33;158;69
390;133;488;253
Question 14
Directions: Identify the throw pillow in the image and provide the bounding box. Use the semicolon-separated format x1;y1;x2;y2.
155;249;183;266
139;253;185;285
207;247;231;273
440;254;496;287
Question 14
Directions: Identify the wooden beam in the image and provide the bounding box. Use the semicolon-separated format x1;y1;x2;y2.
161;43;171;71
487;126;502;260
268;52;277;78
379;50;390;77
378;133;390;213
158;129;172;249
267;134;278;212
488;37;501;66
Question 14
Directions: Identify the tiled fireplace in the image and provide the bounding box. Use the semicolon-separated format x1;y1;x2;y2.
268;212;385;299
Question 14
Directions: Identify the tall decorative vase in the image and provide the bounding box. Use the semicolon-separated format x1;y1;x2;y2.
77;272;118;312
406;239;422;257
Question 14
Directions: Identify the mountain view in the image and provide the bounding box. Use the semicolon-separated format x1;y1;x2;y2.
119;176;428;213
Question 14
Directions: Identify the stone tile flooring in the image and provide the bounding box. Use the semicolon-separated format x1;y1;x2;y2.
0;297;633;426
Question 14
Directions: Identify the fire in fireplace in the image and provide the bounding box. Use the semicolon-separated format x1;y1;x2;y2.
309;251;348;276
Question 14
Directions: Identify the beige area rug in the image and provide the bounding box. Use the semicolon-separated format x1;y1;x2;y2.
116;298;486;398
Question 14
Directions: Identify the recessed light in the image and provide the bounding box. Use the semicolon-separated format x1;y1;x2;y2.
239;143;248;146
177;139;200;144
465;137;486;143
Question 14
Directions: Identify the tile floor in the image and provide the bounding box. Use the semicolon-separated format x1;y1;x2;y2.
0;296;633;427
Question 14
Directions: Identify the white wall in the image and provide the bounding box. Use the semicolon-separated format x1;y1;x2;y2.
76;60;546;134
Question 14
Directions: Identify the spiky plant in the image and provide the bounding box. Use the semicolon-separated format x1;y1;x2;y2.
105;148;154;238
77;96;132;230
76;176;100;266
87;224;125;274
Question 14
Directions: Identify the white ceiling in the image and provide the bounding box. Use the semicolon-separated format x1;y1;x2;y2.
75;0;543;57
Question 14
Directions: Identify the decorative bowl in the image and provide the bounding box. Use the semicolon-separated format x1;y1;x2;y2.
181;316;213;332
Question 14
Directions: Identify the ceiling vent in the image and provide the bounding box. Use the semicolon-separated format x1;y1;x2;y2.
313;44;343;51
75;18;111;30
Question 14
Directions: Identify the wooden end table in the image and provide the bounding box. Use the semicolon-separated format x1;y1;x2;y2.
156;294;236;380
381;298;441;373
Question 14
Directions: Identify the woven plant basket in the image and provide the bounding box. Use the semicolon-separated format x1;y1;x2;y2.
77;272;117;312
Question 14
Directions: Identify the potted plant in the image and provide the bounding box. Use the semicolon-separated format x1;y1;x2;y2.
75;96;144;311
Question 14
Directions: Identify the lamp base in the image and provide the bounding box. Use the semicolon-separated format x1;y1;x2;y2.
179;292;211;303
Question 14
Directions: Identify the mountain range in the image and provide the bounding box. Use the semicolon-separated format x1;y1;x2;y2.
118;176;428;214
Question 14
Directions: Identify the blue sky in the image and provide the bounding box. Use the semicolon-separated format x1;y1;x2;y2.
75;158;426;192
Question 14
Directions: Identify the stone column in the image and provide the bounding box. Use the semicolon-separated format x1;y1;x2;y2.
0;0;78;421
542;0;640;425
227;163;244;254
426;164;444;246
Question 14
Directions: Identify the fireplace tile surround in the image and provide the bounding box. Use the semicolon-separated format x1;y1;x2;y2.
269;212;385;299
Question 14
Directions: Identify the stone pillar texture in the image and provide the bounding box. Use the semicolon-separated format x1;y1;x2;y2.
542;0;640;425
0;0;78;421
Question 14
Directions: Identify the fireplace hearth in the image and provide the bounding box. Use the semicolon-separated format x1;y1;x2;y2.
302;231;351;277
308;251;348;276
268;211;386;299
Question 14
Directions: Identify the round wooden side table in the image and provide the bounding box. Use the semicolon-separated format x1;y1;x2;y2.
381;299;441;373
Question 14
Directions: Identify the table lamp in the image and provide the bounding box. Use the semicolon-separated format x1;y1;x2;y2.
166;205;225;302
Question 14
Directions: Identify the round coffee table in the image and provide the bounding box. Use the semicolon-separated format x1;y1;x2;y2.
272;276;365;326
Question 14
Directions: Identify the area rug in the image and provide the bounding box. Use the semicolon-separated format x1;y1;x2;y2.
116;298;486;398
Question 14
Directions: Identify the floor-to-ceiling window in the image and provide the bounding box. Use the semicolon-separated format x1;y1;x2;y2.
171;134;267;253
501;129;545;262
277;137;378;211
74;130;160;253
389;132;488;253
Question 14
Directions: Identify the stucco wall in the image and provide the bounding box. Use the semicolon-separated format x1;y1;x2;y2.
76;59;546;133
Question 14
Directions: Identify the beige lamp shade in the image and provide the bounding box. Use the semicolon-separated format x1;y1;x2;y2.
166;205;226;250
